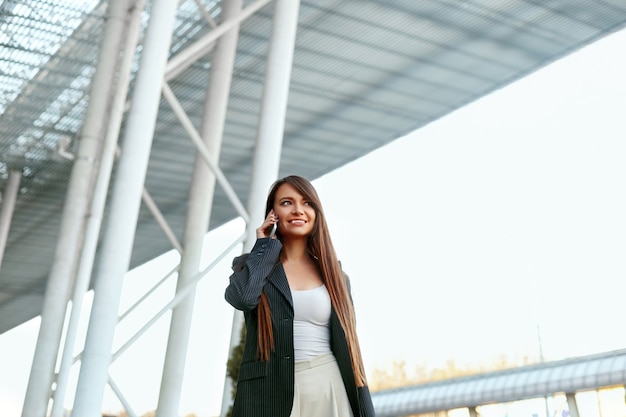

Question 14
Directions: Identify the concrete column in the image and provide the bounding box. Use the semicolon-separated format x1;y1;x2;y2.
49;2;146;416
155;0;243;416
22;1;131;415
220;0;301;415
0;169;21;270
469;406;478;417
70;0;179;415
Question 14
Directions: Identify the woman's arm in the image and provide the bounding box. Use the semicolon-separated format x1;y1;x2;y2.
224;237;282;311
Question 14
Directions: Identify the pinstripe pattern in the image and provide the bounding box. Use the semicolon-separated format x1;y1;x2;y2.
225;238;376;417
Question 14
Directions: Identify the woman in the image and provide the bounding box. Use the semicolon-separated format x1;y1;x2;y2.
225;175;375;417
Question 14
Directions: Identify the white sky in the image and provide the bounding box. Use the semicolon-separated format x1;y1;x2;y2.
1;27;625;417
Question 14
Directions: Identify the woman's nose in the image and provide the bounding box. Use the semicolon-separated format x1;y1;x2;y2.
292;203;304;214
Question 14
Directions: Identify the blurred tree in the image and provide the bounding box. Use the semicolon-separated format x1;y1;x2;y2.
370;353;538;392
224;324;246;417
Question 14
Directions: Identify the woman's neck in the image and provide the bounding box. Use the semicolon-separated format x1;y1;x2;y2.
280;238;310;263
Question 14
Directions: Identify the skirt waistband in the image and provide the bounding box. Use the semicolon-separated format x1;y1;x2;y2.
294;353;336;372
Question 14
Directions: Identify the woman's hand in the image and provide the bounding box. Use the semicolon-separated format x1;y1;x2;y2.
256;210;279;239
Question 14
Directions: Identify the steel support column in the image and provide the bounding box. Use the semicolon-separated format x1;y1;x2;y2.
155;0;243;415
220;0;301;415
0;169;21;270
49;2;146;416
22;1;132;415
70;0;179;415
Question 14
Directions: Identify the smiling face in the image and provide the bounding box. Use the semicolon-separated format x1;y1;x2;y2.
273;183;317;239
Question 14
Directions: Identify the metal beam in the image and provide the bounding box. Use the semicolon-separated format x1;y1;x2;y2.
108;376;138;417
192;0;218;28
566;393;581;417
117;263;180;323
164;0;272;80
141;188;184;253
111;234;245;362
161;83;249;222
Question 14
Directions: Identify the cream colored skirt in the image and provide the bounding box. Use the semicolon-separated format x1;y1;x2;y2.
290;353;354;417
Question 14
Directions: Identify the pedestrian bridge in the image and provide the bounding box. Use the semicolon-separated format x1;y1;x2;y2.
372;349;626;417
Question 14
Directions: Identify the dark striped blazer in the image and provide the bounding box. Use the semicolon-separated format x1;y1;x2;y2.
225;237;376;417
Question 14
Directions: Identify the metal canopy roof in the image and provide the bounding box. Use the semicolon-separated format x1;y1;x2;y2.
2;0;626;335
371;348;626;417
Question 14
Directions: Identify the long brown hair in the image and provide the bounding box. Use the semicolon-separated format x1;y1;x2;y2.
256;175;368;387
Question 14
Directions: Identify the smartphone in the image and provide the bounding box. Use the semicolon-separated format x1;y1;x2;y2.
269;222;278;239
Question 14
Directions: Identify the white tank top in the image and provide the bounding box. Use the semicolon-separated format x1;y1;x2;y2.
291;284;332;362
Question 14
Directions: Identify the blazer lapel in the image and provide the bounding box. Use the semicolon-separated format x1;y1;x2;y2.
267;263;293;308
